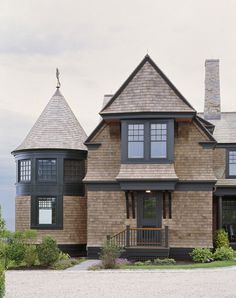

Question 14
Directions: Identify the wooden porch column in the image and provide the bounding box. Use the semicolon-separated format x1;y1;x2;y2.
218;196;223;229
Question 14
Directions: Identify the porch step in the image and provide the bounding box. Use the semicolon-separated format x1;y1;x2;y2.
122;246;170;261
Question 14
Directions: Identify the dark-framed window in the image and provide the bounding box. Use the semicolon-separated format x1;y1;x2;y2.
64;159;85;182
37;159;57;182
31;196;63;229
150;123;167;158
128;124;144;158
222;198;236;231
19;159;31;182
228;150;236;178
121;119;174;163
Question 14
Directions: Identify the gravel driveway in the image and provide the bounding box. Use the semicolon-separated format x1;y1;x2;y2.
6;267;236;298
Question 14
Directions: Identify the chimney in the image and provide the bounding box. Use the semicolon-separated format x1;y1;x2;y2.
102;94;113;108
204;59;221;120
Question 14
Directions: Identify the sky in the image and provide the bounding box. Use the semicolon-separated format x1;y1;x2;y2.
1;0;236;230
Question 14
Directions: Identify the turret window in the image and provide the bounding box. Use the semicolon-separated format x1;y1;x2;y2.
19;160;31;182
64;159;85;182
37;159;57;181
38;197;56;225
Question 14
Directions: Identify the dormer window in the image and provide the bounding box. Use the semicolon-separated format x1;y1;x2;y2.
121;119;174;163
228;150;236;178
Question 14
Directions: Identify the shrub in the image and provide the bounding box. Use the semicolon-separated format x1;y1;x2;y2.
24;245;37;267
37;236;60;266
50;258;80;270
6;241;26;265
0;264;5;298
153;258;176;265
190;248;213;263
134;261;144;266
58;251;70;261
144;260;152;265
213;247;235;261
115;258;130;266
214;229;229;249
99;241;123;269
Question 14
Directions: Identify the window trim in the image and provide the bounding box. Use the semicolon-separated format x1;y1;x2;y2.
31;195;63;230
121;119;174;163
226;149;236;178
18;159;31;183
36;158;57;183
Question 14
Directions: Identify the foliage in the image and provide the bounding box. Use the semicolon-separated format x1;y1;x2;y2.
9;230;37;244
144;260;152;265
213;247;235;261
134;261;145;266
0;207;6;238
214;229;229;249
6;241;26;266
24;245;37;267
0;264;5;298
190;248;213;263
99;240;123;269
37;236;60;266
50;258;80;270
115;258;130;266
58;251;70;261
153;258;176;265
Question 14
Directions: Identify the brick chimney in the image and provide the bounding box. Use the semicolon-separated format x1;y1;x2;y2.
204;59;221;120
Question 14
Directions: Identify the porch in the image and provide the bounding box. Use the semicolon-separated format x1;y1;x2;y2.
108;225;170;259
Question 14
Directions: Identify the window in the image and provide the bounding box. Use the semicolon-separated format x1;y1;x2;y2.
122;120;174;162
143;197;156;219
37;159;57;181
64;159;85;182
222;198;236;231
19;160;31;182
128;124;144;158
38;197;56;225
150;123;167;158
228;151;236;177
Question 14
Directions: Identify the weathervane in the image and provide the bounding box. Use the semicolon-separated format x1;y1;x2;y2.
56;68;61;88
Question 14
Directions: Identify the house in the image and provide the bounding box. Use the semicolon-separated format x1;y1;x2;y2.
12;55;236;259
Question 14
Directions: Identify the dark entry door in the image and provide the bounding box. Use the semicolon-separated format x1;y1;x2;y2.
137;192;162;245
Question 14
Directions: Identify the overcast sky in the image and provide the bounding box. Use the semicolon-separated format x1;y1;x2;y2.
1;0;236;229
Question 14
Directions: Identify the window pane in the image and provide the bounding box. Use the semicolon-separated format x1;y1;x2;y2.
229;164;236;176
64;159;85;182
19;160;31;182
37;159;57;181
150;123;167;158
128;142;144;158
128;124;144;158
38;197;56;225
151;142;167;158
143;197;156;219
229;151;236;176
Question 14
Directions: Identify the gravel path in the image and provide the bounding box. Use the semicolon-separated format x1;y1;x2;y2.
6;267;236;298
66;259;101;270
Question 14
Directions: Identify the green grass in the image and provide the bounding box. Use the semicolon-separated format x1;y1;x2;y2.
121;260;236;270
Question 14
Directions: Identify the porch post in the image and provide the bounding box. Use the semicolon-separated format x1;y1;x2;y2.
126;225;130;247
218;196;223;229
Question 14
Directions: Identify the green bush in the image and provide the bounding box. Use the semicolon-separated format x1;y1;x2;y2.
153;258;176;265
6;241;26;265
144;260;152;265
37;236;60;266
0;264;5;298
214;229;229;249
99;240;123;269
134;261;144;266
213;247;235;261
58;251;70;261
24;245;37;267
50;258;80;270
190;248;213;263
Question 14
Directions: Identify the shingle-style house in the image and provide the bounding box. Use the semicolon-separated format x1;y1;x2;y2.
12;55;236;259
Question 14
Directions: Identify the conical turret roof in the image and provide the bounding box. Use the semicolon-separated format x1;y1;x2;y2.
13;88;87;152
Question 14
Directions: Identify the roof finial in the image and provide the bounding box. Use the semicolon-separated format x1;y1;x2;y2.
56;68;61;88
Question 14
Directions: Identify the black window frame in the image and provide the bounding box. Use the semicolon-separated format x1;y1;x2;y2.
31;195;63;230
227;149;236;179
121;119;174;163
36;158;57;182
18;159;31;183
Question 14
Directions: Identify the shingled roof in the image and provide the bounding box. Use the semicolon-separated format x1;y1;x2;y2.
13;88;87;152
100;55;195;115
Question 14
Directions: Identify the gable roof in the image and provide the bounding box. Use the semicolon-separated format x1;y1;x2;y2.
13;88;87;152
100;55;195;115
198;112;236;143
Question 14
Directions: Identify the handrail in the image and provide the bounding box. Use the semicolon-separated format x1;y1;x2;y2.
108;226;169;248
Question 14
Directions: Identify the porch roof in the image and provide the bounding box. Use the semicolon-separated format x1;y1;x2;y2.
216;179;236;187
116;163;178;181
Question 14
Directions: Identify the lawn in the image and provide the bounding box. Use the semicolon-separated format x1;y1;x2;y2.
121;260;236;270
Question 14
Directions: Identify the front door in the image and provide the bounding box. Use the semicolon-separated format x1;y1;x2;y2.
137;191;162;245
